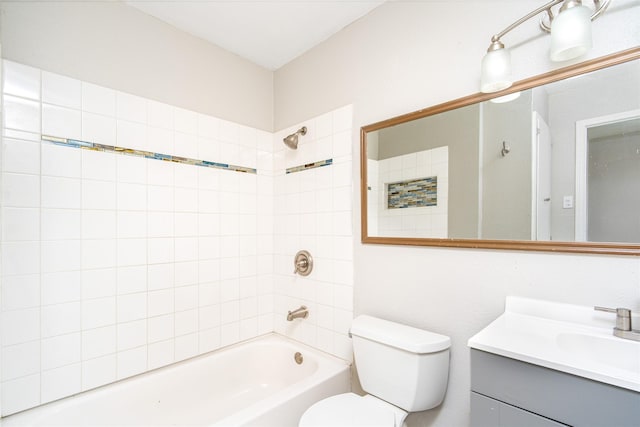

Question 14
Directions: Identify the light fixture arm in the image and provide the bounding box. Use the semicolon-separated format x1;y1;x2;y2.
490;0;564;47
488;0;611;48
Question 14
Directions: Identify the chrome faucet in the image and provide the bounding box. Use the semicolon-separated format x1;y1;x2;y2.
287;305;309;321
594;306;640;342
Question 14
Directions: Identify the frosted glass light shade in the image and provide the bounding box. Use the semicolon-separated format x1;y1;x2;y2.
550;5;593;62
480;48;512;93
490;91;521;104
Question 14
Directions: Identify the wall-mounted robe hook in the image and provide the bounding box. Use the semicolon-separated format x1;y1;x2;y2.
501;141;511;157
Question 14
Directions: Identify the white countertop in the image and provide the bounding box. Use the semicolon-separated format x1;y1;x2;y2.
468;296;640;392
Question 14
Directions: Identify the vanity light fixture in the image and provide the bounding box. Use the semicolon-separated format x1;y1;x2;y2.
480;0;611;93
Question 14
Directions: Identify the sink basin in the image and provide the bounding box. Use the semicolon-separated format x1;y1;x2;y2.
468;296;640;392
556;332;640;374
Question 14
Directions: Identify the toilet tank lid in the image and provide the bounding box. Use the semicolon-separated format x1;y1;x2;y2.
350;315;451;354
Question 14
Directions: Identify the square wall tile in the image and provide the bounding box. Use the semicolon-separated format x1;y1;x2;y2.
118;183;147;211
1;340;40;381
117;346;147;380
117;120;147;151
3;60;40;100
82;297;116;330
41;239;81;273
41;176;81;209
1;274;39;311
117;265;147;295
148;289;174;317
82;354;116;391
42;71;81;109
82;210;117;239
175;309;198;336
117;292;148;323
82;82;116;117
174;107;197;135
3;95;40;133
175;188;198;213
117;320;147;351
82;150;116;182
1;308;39;347
117;238;147;267
42;104;81;140
82;326;116;360
174;132;198;159
174;262;198;288
116;92;147;124
41;364;81;404
148;126;173;155
41;332;81;370
41;209;81;240
2;207;39;242
41;271;82;305
2;241;40;276
147;238;174;264
197;114;219;139
175;333;198;361
148;339;174;370
117;211;147;239
147;260;174;286
147;212;174;238
2;139;40;175
148;100;173;130
41;143;81;178
82;112;116;146
41;302;81;338
117;155;147;185
148;314;174;343
1;374;41;416
82;268;117;300
82;180;116;210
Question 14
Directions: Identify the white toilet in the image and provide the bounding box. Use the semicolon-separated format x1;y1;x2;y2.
299;315;451;427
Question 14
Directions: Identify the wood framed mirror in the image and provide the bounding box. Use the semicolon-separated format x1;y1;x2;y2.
360;47;640;255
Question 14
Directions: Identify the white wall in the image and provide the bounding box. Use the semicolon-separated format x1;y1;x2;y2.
0;1;273;132
275;1;640;426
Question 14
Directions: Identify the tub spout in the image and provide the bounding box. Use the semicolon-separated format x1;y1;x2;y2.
287;305;309;321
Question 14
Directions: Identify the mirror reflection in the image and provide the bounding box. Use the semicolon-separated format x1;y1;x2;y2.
364;55;640;245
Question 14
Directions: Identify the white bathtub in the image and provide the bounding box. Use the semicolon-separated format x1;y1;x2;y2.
0;334;351;426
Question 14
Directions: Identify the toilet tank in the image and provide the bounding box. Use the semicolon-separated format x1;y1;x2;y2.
350;315;451;412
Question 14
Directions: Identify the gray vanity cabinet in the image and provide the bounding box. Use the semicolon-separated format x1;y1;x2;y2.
470;349;640;427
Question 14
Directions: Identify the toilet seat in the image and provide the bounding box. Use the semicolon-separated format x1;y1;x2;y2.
299;393;404;427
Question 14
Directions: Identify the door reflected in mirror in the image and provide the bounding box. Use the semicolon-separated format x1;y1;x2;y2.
361;48;640;255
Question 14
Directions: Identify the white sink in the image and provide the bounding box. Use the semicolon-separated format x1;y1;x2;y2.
468;297;640;392
556;332;640;374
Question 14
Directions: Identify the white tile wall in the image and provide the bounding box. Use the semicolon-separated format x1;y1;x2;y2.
372;147;449;238
272;105;354;361
0;59;354;416
0;60;278;416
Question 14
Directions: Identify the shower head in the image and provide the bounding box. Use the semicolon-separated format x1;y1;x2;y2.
283;126;307;150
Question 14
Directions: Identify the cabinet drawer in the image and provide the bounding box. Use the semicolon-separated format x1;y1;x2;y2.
471;392;567;427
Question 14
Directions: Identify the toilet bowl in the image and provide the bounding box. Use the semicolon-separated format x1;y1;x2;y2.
299;393;408;427
299;315;451;427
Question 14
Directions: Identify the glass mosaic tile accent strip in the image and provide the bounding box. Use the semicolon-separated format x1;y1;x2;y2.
41;135;257;174
286;158;333;174
387;176;437;209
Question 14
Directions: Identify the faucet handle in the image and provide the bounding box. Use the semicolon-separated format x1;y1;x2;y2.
594;306;632;331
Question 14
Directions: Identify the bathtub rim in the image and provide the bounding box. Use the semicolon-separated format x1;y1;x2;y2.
0;332;352;425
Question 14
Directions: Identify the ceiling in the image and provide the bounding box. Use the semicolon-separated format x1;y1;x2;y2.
125;0;386;71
